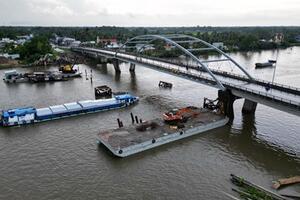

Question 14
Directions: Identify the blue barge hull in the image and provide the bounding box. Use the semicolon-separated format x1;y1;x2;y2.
0;93;139;127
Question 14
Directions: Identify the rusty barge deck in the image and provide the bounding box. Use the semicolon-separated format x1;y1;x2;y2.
97;109;229;157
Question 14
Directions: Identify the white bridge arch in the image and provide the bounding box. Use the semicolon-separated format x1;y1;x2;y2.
115;34;254;91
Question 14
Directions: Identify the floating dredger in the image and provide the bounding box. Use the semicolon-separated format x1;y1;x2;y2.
0;93;139;127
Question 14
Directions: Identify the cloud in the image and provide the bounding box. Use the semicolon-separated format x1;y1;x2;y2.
28;0;74;16
1;0;300;26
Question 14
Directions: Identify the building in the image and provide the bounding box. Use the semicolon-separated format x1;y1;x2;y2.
295;35;300;42
96;37;117;45
212;42;225;49
17;34;33;41
16;39;27;45
212;42;228;50
0;38;15;48
70;41;81;47
274;33;284;44
61;37;76;46
164;43;176;51
96;37;121;48
81;41;96;47
0;53;20;60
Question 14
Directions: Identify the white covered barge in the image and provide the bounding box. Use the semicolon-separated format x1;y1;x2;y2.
0;93;139;127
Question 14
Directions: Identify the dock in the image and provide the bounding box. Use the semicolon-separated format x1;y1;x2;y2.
97;109;228;157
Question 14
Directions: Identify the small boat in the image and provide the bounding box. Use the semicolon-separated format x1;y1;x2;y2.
95;85;112;99
255;62;274;68
0;93;139;127
61;72;82;78
158;81;173;88
3;70;29;83
268;59;277;64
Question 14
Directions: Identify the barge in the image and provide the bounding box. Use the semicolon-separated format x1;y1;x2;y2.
3;70;81;84
97;107;228;157
255;62;274;68
0;93;139;127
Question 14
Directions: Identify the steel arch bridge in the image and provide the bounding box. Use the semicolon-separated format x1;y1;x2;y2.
115;34;254;91
72;34;300;118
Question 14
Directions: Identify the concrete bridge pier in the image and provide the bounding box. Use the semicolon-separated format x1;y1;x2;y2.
129;63;136;72
97;62;107;68
113;59;121;73
218;89;236;120
242;99;257;114
99;57;108;63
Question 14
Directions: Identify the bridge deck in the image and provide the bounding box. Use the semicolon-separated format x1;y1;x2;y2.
73;47;300;116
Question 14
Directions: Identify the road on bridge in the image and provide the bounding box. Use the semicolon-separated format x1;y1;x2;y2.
73;47;300;117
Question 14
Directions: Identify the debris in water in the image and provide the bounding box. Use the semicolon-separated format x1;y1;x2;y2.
272;176;300;190
230;174;287;200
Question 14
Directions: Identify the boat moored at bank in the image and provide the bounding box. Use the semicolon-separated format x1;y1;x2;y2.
3;70;82;84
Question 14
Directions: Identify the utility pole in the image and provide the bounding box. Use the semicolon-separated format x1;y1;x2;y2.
272;48;279;84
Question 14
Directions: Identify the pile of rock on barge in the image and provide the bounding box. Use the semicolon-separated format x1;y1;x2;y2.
97;106;229;157
3;69;81;84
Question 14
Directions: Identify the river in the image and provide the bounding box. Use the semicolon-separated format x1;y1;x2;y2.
0;47;299;199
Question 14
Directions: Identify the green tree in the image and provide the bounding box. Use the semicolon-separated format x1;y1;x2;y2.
19;36;52;63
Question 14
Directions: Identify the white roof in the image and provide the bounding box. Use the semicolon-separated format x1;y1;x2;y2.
78;99;117;109
49;105;67;114
64;102;82;111
4;70;17;75
36;108;52;116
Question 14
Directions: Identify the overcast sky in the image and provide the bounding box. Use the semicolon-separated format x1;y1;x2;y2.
1;0;300;26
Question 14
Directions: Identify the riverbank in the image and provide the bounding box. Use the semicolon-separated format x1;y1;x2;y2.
0;51;88;70
0;56;26;69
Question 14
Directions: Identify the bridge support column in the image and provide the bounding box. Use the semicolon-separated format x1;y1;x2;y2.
97;63;107;68
129;63;136;72
242;99;257;114
99;57;108;63
218;89;236;120
113;59;121;73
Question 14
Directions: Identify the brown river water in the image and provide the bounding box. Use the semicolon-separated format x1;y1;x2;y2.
0;47;299;199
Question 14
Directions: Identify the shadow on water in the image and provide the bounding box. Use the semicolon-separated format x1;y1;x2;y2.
97;64;108;74
213;114;300;176
96;142;158;170
129;72;138;91
115;72;121;83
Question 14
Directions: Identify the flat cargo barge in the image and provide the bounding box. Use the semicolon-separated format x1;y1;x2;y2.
97;108;228;157
0;93;139;127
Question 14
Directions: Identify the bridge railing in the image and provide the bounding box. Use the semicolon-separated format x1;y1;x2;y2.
74;47;300;101
140;55;300;94
225;82;300;108
132;53;300;108
93;47;300;94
